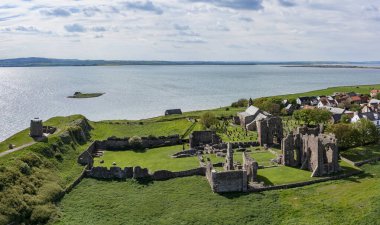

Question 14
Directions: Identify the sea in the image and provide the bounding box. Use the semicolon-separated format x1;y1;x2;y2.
0;65;379;141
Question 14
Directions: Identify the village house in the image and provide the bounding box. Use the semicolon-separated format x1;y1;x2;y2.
317;97;338;108
370;90;380;98
351;112;380;127
237;105;271;131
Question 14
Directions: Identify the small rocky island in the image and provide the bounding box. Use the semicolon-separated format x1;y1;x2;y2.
68;92;105;99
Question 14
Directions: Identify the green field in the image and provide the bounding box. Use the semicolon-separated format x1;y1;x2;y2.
93;145;199;172
57;163;380;225
341;144;380;162
276;84;380;100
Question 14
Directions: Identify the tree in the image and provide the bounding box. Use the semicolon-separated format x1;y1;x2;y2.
376;92;380;100
231;98;248;107
353;119;380;145
350;104;361;112
293;108;332;125
340;114;351;124
326;123;358;149
200;112;218;129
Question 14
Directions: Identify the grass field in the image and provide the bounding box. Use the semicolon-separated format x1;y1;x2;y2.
341;144;380;162
56;163;380;225
93;145;199;172
276;84;380;100
90;118;196;141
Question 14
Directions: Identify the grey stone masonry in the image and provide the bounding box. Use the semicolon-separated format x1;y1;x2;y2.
257;116;283;146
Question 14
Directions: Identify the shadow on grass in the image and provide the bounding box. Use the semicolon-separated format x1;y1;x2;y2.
257;175;274;186
218;191;265;199
135;177;154;186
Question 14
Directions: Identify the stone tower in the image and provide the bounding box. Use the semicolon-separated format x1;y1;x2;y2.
30;118;43;137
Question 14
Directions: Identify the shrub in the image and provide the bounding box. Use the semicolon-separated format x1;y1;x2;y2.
19;162;31;175
55;153;63;162
129;136;143;149
231;98;248;107
200;112;218;129
30;204;57;224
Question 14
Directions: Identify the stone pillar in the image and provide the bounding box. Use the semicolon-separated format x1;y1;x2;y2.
224;143;234;171
30;118;43;137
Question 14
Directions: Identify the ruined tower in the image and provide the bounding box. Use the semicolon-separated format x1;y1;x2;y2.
30;118;43;137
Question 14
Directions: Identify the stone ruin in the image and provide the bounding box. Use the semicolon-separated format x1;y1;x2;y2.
189;131;222;149
30;118;57;139
30;118;43;137
281;126;340;177
257;116;283;146
204;143;259;193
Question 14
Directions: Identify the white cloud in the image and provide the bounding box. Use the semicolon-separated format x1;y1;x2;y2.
0;0;378;61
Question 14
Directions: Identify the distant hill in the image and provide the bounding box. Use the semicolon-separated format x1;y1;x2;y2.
0;57;379;67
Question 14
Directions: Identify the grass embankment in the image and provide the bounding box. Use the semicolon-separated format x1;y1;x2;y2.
57;163;380;225
277;84;380;100
0;115;91;224
342;144;380;162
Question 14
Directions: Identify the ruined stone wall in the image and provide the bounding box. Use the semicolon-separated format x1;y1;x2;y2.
209;170;247;193
96;135;181;150
189;131;221;148
77;141;97;166
257;117;283;146
242;152;258;183
87;166;205;181
282;129;340;177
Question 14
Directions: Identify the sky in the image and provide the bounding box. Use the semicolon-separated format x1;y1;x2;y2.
0;0;379;61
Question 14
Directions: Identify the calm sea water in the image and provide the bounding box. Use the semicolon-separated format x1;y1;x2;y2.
0;65;379;141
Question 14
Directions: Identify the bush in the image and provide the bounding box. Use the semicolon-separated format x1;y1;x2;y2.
30;204;57;224
293;108;332;125
200;112;218;129
19;162;31;175
231;98;248;107
129;136;143;149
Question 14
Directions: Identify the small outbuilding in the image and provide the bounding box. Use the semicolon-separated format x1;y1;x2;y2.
165;109;182;116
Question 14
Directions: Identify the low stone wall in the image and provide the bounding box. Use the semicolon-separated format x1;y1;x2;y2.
210;170;247;193
196;141;259;151
205;160;248;193
77;142;97;166
87;166;205;181
340;155;380;167
250;170;362;192
171;149;199;158
97;135;182;150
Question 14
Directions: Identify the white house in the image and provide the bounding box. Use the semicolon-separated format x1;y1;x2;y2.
317;97;338;108
351;112;380;127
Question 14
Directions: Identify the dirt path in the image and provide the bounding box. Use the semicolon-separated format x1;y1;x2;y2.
0;142;36;158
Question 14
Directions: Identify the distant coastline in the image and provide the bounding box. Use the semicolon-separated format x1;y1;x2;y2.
283;65;380;69
0;57;379;67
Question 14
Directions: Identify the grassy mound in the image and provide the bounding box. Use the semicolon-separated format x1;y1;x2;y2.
0;115;92;224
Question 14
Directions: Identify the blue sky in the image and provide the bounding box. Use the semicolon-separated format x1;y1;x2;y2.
0;0;379;61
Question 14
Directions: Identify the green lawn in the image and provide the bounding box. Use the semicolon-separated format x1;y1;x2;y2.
257;166;316;185
277;84;380;100
341;144;380;162
56;163;380;225
93;145;199;172
90;118;195;141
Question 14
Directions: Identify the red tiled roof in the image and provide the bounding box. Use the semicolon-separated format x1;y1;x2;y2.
351;96;361;101
371;90;380;93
